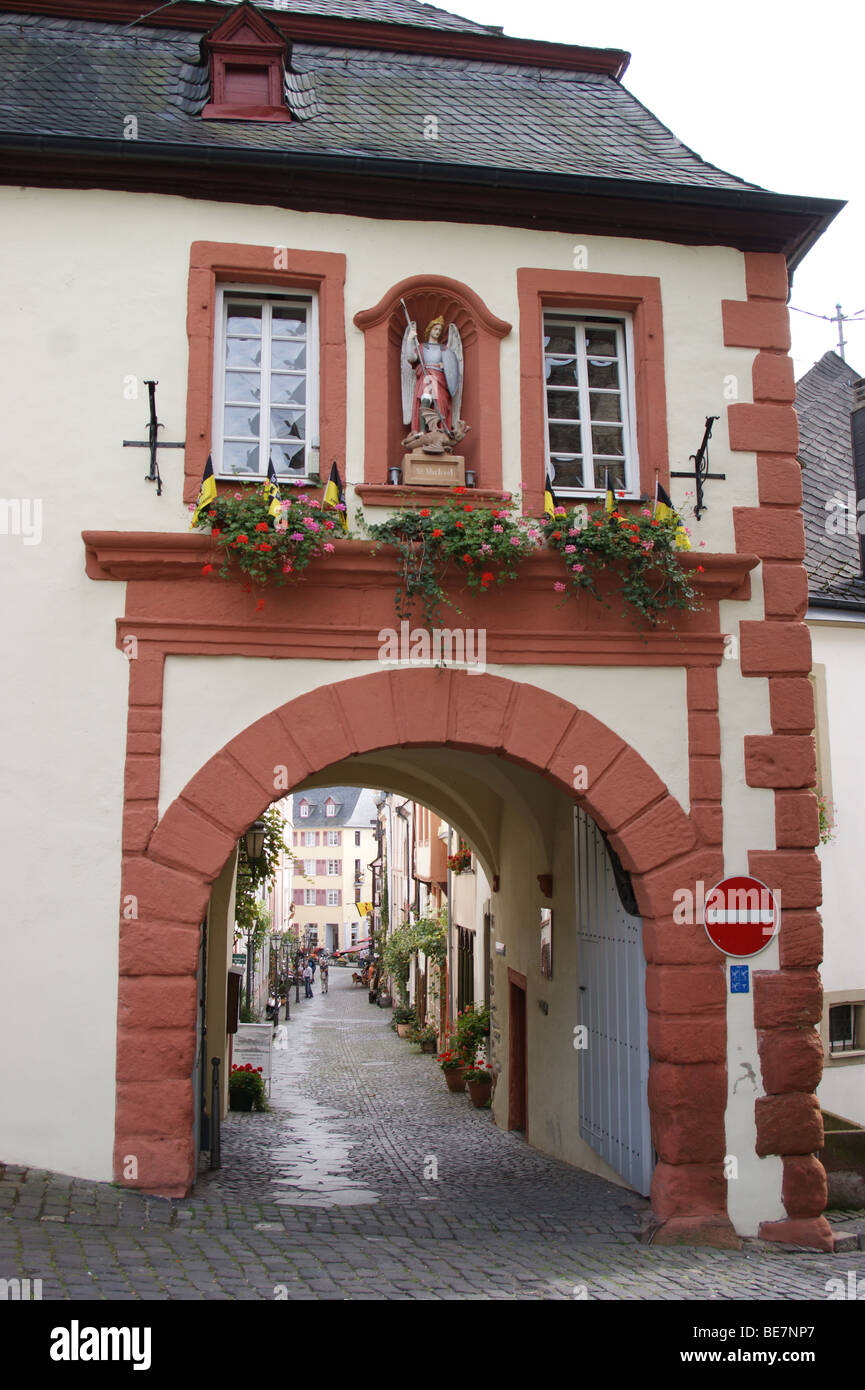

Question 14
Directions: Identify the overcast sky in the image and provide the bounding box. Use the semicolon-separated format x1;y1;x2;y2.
445;0;864;379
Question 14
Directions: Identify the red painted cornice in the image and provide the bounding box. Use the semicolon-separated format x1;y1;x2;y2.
3;0;630;77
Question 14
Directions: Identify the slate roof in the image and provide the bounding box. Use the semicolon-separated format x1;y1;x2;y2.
291;786;379;827
797;351;865;609
0;12;762;191
247;0;502;33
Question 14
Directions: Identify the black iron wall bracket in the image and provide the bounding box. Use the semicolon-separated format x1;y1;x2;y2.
671;414;723;520
122;380;185;497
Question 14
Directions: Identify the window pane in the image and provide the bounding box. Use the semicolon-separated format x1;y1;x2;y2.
272;306;307;337
587;359;619;389
272;442;305;473
597;463;626;491
546;390;581;421
584;326;617;356
226;306;262;336
548;423;583;454
271;408;305;440
224;406;260;438
226;337;262;369
222;442;260;475
271;339;307;370
543;325;575;355
546;357;579;387
224;371;261;403
549;458;584;489
591;424;624;457
270;373;306;405
589;392;622;423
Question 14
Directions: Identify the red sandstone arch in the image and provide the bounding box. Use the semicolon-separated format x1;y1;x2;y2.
118;667;732;1238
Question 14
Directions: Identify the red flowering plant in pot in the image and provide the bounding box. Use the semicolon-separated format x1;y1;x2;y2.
363;490;540;629
438;1046;472;1092
543;499;702;627
465;1060;494;1108
191;483;348;595
228;1063;268;1112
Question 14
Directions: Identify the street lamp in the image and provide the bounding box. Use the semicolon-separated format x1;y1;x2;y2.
244;820;266;861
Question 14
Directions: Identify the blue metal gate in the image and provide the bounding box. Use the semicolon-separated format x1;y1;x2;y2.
574;807;654;1195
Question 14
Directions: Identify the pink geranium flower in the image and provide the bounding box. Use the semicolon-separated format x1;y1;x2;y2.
553;581;566;592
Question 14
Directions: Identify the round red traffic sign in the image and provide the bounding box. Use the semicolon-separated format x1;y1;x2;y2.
703;876;780;957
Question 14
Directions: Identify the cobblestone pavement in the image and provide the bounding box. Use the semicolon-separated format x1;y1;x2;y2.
1;969;863;1301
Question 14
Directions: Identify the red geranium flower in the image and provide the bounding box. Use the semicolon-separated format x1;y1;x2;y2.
236;534;249;544
255;521;269;532
454;486;467;494
696;565;704;572
201;563;213;575
211;527;221;537
432;528;443;538
551;531;562;540
463;553;473;564
463;503;474;512
258;542;272;551
420;508;431;517
481;571;494;584
455;520;464;529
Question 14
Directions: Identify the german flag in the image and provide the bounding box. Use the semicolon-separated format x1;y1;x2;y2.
263;458;282;520
190;455;217;528
654;482;691;551
323;461;348;532
543;474;559;520
604;469;615;515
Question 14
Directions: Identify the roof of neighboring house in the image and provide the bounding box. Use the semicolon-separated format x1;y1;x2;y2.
291;785;379;828
0;12;758;189
798;350;865;609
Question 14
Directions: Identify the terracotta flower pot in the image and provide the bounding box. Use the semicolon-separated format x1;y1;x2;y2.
397;1023;412;1039
420;1039;437;1053
467;1079;492;1108
444;1067;467;1092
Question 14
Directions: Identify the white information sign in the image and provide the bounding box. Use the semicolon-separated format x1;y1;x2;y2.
233;1023;273;1095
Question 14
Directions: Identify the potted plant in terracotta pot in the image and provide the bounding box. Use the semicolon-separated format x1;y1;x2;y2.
393;1003;416;1039
465;1060;494;1107
228;1063;267;1112
416;1021;438;1053
439;1048;470;1092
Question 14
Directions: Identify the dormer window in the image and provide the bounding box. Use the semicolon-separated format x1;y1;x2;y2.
202;3;291;123
299;800;309;818
325;800;336;818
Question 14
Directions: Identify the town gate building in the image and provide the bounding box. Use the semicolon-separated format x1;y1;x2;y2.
0;0;844;1247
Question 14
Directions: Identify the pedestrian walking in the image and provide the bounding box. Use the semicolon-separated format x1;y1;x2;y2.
319;959;329;994
303;961;313;999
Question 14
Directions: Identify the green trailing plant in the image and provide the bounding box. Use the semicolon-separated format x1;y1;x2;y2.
381;907;448;999
191;483;348;598
392;1003;417;1026
363;491;539;628
817;795;836;845
543;502;702;626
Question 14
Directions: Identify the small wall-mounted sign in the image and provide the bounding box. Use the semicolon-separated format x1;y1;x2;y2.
730;964;750;994
494;941;506;956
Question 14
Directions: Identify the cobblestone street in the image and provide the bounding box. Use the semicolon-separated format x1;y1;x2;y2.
2;969;863;1302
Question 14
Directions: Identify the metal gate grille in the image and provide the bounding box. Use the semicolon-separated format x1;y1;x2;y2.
574;807;653;1195
457;926;475;1012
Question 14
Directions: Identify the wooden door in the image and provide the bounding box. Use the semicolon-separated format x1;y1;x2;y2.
508;970;527;1134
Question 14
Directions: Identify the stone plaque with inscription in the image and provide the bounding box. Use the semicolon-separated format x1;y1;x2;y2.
401;453;465;486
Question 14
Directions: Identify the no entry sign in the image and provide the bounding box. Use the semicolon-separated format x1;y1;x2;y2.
703;876;780;957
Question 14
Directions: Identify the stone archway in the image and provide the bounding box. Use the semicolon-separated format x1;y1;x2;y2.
117;667;729;1241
